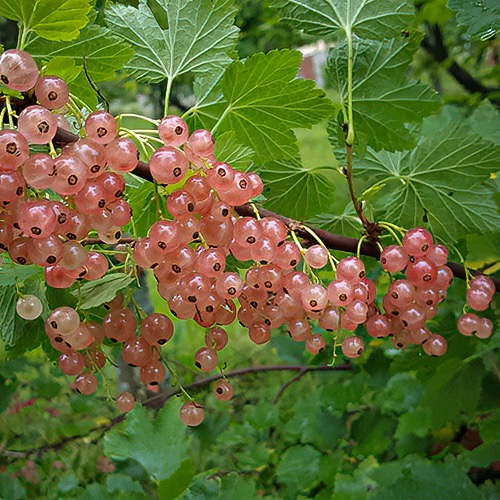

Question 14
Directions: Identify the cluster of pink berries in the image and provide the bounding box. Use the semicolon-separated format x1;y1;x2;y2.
374;228;493;355
457;275;495;338
2;49;496;427
0;49;134;287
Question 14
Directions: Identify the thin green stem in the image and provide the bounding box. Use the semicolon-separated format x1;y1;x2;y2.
346;27;355;146
0;107;6;129
5;96;15;128
356;235;367;260
164;78;173;117
117;114;160;127
211;105;231;135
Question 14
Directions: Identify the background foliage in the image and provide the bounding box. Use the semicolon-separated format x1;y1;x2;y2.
0;0;498;498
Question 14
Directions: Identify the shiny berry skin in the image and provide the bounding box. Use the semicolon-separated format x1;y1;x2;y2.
158;115;189;146
116;392;135;413
179;401;205;426
214;380;233;401
0;49;39;91
402;227;433;257
34;75;69;109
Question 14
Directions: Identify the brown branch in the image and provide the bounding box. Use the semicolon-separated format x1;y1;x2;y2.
52;126;500;293
272;367;309;403
0;363;351;460
422;23;500;106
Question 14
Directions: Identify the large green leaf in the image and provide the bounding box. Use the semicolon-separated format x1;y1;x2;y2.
26;25;134;83
356;108;500;242
258;158;336;219
194;50;333;163
275;0;414;39
105;0;238;84
0;0;93;42
448;0;499;40
104;400;189;481
326;38;440;153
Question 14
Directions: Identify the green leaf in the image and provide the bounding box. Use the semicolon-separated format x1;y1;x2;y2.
458;443;500;470
104;400;188;481
420;358;484;428
158;460;195;500
395;407;432;438
275;0;414;39
71;273;134;310
26;24;134;83
325;38;441;153
126;180;157;238
106;474;145;496
0;0;93;42
194;49;334;163
357;107;500;242
350;410;396;456
258;158;336;219
276;445;322;493
466;233;500;270
213;131;255;169
448;0;499;40
105;0;239;84
310;202;364;239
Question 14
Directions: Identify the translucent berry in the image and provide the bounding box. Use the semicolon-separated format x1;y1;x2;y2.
74;372;98;395
380;245;407;273
179;401;205;426
16;295;43;320
304;245;329;269
214;380;233;401
402;227;433;257
158;115;189;146
422;334;447;356
17;105;58;144
34;75;69;109
0;49;39;92
194;347;218;372
85;111;117;144
341;336;364;358
116;392;135;413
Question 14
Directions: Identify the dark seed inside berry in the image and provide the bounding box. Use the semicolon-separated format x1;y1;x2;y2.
339;294;347;302
216;387;223;394
174;126;183;135
246;236;255;244
173;167;181;177
188;296;197;303
68;174;78;185
17;257;27;265
50;321;58;329
172;264;181;273
91;164;101;173
1;75;9;84
158;339;167;345
6;142;17;154
48;91;58;101
31;226;42;235
228;287;236;295
46;255;56;264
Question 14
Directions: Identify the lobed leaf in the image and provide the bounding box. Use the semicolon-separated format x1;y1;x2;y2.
0;0;93;42
27;25;134;84
104;400;188;481
275;0;414;39
326;38;441;153
192;50;334;164
258;158;336;220
356;107;500;242
105;0;239;84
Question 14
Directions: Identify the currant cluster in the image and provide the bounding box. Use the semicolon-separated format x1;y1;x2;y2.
457;275;495;338
2;49;496;427
0;49;134;289
374;228;493;355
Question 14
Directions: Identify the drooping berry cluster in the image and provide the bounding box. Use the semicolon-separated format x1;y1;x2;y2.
0;50;134;288
2;49;496;427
